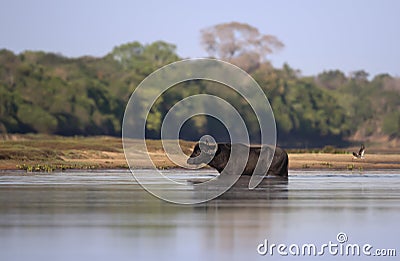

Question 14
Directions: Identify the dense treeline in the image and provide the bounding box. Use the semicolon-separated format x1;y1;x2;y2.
1;40;399;147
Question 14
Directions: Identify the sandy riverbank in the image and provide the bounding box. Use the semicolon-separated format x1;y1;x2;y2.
1;135;399;171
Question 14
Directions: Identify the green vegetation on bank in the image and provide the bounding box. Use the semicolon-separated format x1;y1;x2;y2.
1;22;399;147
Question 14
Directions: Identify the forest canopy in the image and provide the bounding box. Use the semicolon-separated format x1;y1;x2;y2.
1;23;399;147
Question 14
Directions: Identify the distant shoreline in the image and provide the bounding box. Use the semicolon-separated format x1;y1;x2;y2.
1;135;399;172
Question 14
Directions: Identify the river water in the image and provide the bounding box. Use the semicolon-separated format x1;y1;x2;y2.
1;169;399;260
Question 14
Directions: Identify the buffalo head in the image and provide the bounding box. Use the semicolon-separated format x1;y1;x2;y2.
187;142;218;165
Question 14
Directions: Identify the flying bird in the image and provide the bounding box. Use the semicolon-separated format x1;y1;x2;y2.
352;144;365;159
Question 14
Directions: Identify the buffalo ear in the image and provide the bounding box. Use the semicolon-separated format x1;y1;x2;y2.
213;144;221;156
192;143;199;153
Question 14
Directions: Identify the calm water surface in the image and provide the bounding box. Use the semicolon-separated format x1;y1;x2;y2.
1;169;399;260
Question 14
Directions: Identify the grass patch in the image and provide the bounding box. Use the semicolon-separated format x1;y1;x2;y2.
16;163;100;172
287;145;347;154
320;162;333;168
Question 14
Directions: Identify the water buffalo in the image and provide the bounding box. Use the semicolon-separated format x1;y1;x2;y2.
187;143;288;178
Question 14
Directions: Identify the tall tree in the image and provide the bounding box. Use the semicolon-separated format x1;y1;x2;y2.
200;22;284;71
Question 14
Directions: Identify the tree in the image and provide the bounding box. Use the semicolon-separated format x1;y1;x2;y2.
109;41;179;74
316;70;347;90
350;70;369;82
200;22;284;72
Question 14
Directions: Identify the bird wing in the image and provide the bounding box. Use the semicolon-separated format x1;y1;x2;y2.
359;145;365;157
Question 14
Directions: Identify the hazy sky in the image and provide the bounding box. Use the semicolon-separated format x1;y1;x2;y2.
1;0;399;77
